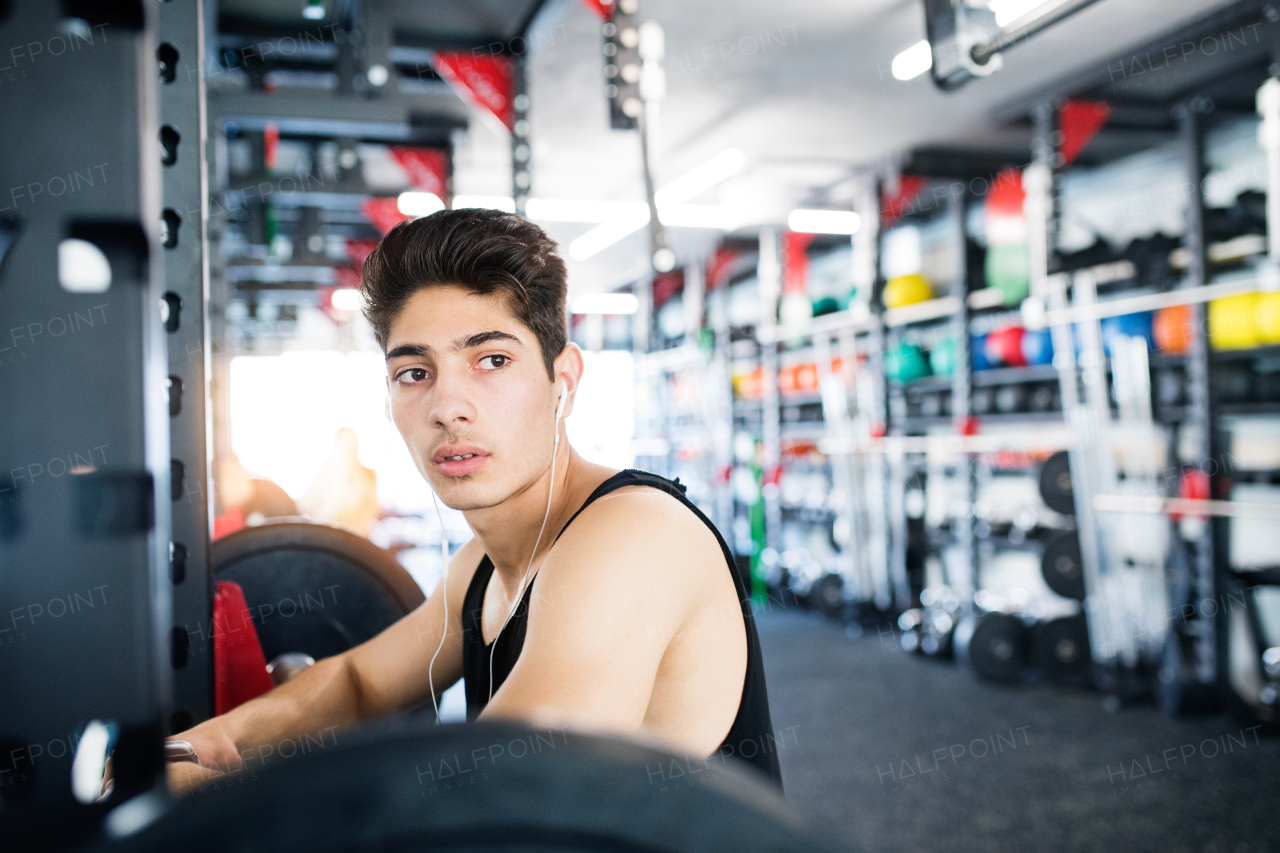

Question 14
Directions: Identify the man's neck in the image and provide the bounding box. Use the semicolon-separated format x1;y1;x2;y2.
463;444;607;596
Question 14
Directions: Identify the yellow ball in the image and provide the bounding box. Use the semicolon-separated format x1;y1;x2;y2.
883;274;933;309
1257;291;1280;344
1208;293;1261;350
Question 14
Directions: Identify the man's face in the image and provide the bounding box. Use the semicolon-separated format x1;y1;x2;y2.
385;285;559;511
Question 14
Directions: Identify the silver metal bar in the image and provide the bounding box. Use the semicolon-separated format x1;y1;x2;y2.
1094;495;1280;520
1044;271;1268;326
971;0;1105;64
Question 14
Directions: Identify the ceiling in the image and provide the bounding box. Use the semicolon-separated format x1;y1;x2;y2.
210;0;1254;298
440;0;1246;295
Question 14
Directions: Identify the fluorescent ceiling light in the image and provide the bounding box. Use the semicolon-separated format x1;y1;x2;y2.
331;287;362;311
787;209;861;235
988;0;1052;26
653;148;745;208
891;39;933;81
569;148;747;261
527;197;645;223
397;191;444;217
571;293;639;314
659;204;739;230
569;208;651;260
302;1;326;21
452;195;516;213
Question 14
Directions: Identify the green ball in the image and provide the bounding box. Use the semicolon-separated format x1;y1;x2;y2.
986;243;1030;306
929;337;957;377
886;341;931;383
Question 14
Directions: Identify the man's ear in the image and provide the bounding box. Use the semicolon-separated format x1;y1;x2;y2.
553;343;585;421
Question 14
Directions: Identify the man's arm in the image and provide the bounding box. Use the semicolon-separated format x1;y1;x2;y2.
478;488;728;753
167;537;483;792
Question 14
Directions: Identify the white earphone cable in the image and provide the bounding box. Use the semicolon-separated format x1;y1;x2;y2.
427;491;450;721
487;383;564;704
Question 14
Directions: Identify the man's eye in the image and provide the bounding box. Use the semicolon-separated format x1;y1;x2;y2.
396;367;428;384
479;355;508;370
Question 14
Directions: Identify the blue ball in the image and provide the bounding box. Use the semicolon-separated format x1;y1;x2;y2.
1100;311;1154;355
971;334;993;371
1021;328;1055;366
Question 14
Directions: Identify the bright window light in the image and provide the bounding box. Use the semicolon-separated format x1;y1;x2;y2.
331;287;362;311
397;191;444;217
302;1;326;21
570;148;746;261
891;39;933;81
571;293;640;314
452;195;516;213
988;0;1052;26
565;350;635;470
787;209;862;235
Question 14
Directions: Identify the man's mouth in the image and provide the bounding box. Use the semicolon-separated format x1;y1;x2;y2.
433;445;489;476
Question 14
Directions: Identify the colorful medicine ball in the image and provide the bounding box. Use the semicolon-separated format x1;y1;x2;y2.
984;326;1028;368
883;274;933;309
1021;328;1054;366
1153;305;1193;354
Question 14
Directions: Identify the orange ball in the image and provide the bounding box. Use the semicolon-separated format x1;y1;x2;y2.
1153;304;1193;354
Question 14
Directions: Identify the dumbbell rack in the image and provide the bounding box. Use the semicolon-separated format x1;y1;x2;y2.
1017;9;1280;717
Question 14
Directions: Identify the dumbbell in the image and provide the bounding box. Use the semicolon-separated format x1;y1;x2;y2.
972;387;996;415
1154;368;1185;407
921;391;951;418
994;384;1028;414
1028;383;1059;412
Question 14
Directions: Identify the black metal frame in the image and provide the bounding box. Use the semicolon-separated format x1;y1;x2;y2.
159;0;216;734
0;0;170;840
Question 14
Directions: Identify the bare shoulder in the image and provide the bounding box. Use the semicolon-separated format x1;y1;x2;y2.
548;484;727;595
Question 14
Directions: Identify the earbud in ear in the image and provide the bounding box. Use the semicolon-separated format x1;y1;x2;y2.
555;381;568;421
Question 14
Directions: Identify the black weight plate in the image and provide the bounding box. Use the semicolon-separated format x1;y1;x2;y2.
97;720;853;853
954;612;1026;683
1037;451;1075;515
807;573;845;621
971;387;996;415
212;522;425;663
1033;613;1092;685
1041;532;1085;601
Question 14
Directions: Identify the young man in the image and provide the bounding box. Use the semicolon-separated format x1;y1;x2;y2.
168;209;780;793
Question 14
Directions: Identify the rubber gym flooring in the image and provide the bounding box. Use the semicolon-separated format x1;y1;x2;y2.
756;609;1280;853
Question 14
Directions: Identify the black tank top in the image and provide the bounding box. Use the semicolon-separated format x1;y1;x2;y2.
460;469;782;787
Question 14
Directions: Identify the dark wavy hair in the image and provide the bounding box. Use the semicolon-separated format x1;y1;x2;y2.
360;208;568;379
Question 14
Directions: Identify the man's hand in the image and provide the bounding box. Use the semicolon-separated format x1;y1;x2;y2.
166;758;226;797
164;729;243;797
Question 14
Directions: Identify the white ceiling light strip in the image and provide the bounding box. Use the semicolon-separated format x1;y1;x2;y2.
569;148;746;261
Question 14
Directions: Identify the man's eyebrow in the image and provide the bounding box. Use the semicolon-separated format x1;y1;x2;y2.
453;330;522;350
384;332;522;361
385;344;429;361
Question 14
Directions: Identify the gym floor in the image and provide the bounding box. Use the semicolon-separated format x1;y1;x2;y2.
758;610;1280;853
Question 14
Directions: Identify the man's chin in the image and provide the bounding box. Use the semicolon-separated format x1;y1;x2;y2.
430;477;506;512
